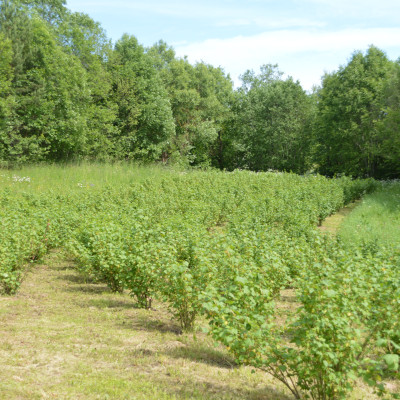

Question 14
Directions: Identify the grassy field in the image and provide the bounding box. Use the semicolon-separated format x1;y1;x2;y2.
338;182;400;249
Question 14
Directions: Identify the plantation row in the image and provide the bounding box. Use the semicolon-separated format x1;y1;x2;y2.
0;170;369;295
1;169;399;399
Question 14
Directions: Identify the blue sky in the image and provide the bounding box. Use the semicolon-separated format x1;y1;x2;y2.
66;0;400;90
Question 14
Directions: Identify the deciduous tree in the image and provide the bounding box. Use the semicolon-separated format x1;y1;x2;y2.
228;64;314;173
315;46;397;178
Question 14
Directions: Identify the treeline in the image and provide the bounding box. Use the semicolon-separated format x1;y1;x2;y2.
0;0;399;178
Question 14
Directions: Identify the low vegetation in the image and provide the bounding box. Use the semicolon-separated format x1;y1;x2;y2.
338;182;400;249
1;165;399;399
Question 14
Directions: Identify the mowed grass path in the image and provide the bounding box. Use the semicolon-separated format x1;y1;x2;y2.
0;252;383;399
0;250;293;400
318;200;361;235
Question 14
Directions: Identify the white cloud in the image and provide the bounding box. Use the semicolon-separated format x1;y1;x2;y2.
65;0;400;90
302;0;400;18
71;0;400;21
69;0;257;19
305;0;400;8
215;17;326;29
175;27;400;90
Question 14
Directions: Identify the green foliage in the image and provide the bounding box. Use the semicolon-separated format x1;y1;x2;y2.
377;61;400;178
0;33;13;95
226;65;314;173
2;165;398;399
0;32;13;153
1;1;399;177
17;0;67;25
110;34;175;161
0;12;91;163
0;179;68;293
147;44;233;167
205;235;400;399
315;46;398;178
58;11;117;159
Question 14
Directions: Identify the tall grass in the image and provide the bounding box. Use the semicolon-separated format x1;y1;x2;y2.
0;162;176;194
338;181;400;249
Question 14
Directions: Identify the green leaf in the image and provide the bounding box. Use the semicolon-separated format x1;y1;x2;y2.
383;354;399;371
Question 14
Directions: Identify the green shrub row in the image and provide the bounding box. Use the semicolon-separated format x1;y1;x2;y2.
2;170;393;399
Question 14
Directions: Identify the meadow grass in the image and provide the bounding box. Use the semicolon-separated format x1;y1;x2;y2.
338;182;400;249
2;162;173;193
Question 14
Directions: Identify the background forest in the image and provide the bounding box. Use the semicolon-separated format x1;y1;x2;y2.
0;0;399;178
